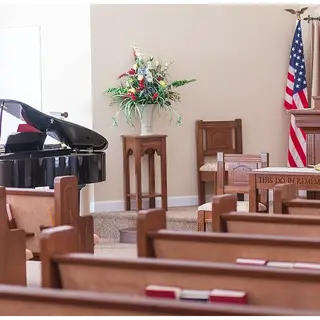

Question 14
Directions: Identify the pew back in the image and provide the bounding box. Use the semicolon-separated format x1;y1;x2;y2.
274;183;320;215
40;226;320;310
0;284;314;316
211;194;320;237
137;208;320;263
6;176;93;256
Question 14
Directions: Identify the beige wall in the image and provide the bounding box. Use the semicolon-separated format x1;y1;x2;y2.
91;4;316;207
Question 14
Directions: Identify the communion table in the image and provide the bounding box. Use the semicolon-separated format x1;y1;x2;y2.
249;167;320;212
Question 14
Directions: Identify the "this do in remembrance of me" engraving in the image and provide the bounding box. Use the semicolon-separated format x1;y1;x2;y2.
258;176;320;185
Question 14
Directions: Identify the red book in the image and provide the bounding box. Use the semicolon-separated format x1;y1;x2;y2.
293;262;320;270
236;258;267;266
209;289;248;305
145;285;181;300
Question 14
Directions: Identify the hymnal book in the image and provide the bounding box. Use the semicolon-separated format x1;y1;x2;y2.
145;285;181;299
266;261;294;268
293;262;320;270
35;186;50;190
180;289;211;302
236;258;267;266
209;289;248;304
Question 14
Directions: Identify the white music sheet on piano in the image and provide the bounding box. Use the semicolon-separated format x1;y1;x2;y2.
0;26;58;146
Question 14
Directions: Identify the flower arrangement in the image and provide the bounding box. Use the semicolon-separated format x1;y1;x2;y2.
105;45;196;127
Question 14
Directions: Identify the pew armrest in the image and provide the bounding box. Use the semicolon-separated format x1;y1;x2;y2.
77;214;94;253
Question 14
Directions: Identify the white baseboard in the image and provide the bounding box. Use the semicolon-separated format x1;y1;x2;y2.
90;189;306;213
90;195;199;213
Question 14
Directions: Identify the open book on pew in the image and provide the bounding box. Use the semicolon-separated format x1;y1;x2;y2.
145;285;248;304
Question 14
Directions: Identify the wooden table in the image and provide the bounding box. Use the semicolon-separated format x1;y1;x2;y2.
122;134;168;212
249;167;320;212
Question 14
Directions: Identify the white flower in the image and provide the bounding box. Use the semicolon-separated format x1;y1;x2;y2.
146;76;153;82
147;61;153;69
138;74;144;81
133;64;137;70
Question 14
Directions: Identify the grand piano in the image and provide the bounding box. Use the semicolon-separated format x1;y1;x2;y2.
0;99;108;191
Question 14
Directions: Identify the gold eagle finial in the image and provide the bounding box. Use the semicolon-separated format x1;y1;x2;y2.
284;7;309;20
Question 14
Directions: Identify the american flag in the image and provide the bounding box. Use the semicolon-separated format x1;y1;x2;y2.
284;20;309;168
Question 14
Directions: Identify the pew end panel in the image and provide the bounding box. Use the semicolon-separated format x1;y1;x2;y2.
137;208;166;257
274;183;298;214
5;229;27;285
0;186;26;286
40;225;79;288
77;215;94;253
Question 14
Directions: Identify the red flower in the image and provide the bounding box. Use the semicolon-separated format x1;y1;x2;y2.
128;68;135;75
139;79;145;89
131;94;137;101
152;93;158;100
157;77;162;81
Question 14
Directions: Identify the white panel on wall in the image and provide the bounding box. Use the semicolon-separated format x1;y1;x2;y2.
0;25;42;144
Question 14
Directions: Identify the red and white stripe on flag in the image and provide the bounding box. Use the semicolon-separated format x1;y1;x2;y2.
284;21;309;168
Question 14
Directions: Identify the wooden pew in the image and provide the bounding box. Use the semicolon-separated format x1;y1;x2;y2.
6;175;94;259
0;285;315;316
274;183;320;215
40;226;320;310
137;208;320;264
202;193;320;238
0;187;26;286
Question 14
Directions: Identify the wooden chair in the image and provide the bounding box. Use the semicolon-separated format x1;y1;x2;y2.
6;175;96;259
208;194;320;238
138;208;320;265
197;152;269;231
40;225;320;310
274;183;320;215
196;119;243;205
0;285;314;316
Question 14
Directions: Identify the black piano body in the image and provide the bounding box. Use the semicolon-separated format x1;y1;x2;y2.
0;99;108;189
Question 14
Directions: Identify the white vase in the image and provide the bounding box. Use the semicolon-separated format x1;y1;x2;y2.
139;104;156;136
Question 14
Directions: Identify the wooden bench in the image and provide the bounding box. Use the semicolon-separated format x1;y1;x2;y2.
199;193;320;238
7;175;95;259
0;187;26;286
0;285;315;316
40;225;320;310
137;208;320;264
274;183;320;215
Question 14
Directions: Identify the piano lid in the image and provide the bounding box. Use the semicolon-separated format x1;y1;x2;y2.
0;99;108;151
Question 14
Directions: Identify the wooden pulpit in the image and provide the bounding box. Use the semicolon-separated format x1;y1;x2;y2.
289;96;320;198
